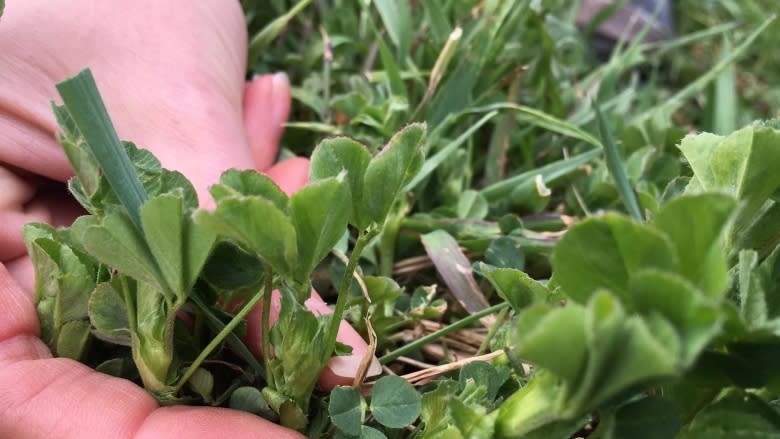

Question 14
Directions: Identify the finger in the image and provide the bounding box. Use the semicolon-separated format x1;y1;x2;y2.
244;73;291;172
264;157;310;196
0;205;50;261
0;263;39;343
135;406;305;439
245;290;381;392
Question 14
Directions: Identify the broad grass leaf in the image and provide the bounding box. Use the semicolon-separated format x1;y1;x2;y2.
370;375;421;428
679;392;780;439
329;386;364;436
89;282;130;345
363;124;426;225
652;193;735;298
553;214;677;306
194;197;296;277
289;176;351;282
210;169;289;210
477;264;548;312
309;137;371;228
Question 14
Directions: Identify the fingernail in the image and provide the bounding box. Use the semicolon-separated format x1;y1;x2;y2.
270;72;290;127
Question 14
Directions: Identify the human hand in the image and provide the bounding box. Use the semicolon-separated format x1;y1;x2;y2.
0;1;375;437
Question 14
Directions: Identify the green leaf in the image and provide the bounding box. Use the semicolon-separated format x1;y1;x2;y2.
476;264;548;312
52;104;101;197
651;193;734;298
511;304;587;386
188;367;214;402
210;169;289;210
132;280;175;392
56;69;148;228
363;123;426;225
229;386;273;417
140;194;185;297
611;396;682;439
553;214;677;306
496;370;582;438
459;361;501;401
201;241;264;291
89;282;131;345
81;210;166;296
370;375;422;428
358;426;387;439
329;386;364;436
456;190;489;220
680;125;780;255
194;197;297;277
289;176;351;282
448;398;496;438
484;237;525;271
55;319;91;361
309;137;372;228
628;270;721;368
680;392;780;438
138;190;216;300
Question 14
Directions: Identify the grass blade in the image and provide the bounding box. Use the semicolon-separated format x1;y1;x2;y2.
640;14;775;123
481;148;602;202
421;230;492;323
56;69;148;228
405;111;498;191
379;302;510;364
594;102;643;221
374;0;412;65
247;0;312;68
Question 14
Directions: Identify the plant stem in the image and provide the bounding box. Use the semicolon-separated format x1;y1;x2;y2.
262;265;275;389
174;289;265;393
323;229;377;362
476;305;509;355
379;302;510;364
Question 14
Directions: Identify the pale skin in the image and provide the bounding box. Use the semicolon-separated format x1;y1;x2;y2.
0;1;374;437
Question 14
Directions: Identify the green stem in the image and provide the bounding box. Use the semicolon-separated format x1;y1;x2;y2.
262;266;275;389
174;289;265;392
323;229;377;362
379;302;510;364
476;305;509;355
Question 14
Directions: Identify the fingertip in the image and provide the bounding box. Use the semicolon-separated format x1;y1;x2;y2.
265;157;309;196
244;73;291;172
